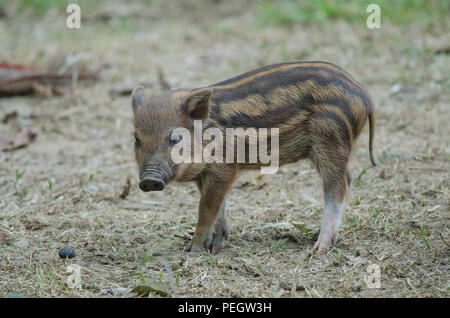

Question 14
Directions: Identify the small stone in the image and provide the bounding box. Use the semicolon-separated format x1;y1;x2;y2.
59;247;75;259
14;238;29;249
117;287;130;294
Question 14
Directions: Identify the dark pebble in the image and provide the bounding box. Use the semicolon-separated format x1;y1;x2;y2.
59;247;75;259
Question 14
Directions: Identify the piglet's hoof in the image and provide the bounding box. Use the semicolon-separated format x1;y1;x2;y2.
186;244;206;253
210;224;229;255
313;231;338;255
186;231;213;253
186;228;228;254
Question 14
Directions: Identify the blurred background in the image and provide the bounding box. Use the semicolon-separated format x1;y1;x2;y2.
0;0;448;298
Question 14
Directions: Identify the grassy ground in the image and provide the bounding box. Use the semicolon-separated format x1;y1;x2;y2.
0;0;449;297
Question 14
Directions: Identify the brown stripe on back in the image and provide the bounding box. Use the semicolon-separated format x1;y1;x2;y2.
209;65;368;112
211;79;366;141
314;62;365;91
218;94;267;119
210;61;364;95
210;61;362;90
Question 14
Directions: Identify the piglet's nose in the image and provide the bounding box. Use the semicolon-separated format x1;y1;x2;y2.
139;177;165;192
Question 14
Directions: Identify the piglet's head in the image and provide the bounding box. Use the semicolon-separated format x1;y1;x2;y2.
131;86;211;191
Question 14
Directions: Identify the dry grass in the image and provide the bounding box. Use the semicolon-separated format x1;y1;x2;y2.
0;0;448;298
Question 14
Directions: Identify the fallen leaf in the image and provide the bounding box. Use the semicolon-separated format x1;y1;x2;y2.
131;281;170;297
0;130;37;151
2;110;17;123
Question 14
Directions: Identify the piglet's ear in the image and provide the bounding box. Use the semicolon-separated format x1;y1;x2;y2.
132;86;145;112
185;89;212;120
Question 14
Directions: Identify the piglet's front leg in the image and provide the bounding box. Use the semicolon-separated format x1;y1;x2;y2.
187;166;236;253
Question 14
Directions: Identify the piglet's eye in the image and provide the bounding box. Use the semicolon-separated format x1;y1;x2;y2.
169;134;182;146
134;133;141;147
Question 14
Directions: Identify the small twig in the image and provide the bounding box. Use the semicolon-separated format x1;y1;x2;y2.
157;66;171;91
438;232;450;248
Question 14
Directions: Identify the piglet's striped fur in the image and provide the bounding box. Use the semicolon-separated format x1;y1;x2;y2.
131;61;376;254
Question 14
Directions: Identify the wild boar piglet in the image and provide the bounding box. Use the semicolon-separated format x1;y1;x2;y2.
131;61;376;254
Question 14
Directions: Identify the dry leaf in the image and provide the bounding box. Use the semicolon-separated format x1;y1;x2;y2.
2;110;17;123
0;130;37;151
132;281;170;297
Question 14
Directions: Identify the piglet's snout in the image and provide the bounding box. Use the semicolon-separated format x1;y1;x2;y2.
139;175;165;192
